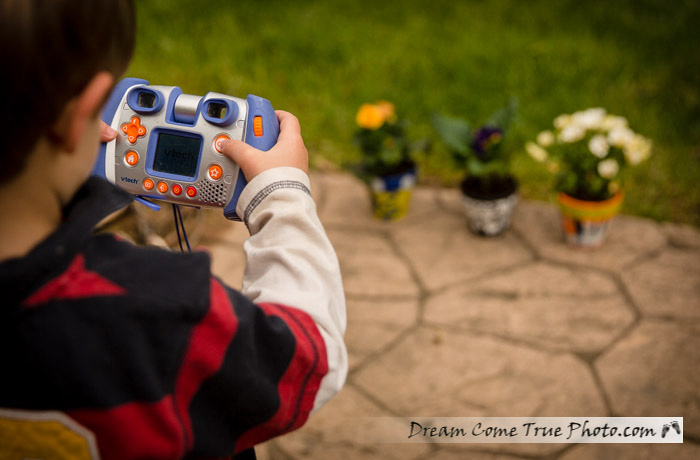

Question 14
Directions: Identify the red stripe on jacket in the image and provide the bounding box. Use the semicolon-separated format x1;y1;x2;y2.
235;302;328;453
23;254;125;308
69;278;239;459
69;396;184;460
174;278;239;450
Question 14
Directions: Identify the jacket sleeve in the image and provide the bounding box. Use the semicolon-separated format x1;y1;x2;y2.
234;167;348;413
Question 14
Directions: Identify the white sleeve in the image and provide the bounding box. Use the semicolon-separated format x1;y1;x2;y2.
234;166;347;413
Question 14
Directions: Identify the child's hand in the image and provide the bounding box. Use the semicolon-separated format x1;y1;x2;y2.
220;110;309;181
100;121;117;142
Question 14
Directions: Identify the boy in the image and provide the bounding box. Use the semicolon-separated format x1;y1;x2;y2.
0;1;347;459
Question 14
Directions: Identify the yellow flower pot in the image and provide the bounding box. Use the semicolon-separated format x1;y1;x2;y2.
369;166;416;221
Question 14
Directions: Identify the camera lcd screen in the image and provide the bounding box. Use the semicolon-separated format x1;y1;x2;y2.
152;132;202;178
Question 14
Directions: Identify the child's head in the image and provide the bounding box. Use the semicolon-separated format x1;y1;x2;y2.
0;0;136;184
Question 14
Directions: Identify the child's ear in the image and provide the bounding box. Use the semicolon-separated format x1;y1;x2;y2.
51;71;114;153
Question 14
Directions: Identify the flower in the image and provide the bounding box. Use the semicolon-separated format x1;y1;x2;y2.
470;126;503;159
526;108;651;201
554;114;572;129
623;134;652;165
588;134;609;158
536;130;555;147
526;142;547;162
571;107;606;130
356;103;388;130
597;158;619;179
601;115;628;131
376;101;397;123
559;124;585;143
607;127;635;149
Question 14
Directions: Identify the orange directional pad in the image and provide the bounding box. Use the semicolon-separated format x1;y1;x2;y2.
121;116;147;144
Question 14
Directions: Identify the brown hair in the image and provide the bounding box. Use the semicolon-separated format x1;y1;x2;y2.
0;0;136;183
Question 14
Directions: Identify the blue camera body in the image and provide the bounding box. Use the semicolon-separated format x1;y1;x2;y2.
93;78;279;221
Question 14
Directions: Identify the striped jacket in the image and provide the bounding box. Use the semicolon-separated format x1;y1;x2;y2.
0;168;347;459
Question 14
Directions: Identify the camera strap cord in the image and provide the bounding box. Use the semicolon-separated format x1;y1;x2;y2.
172;204;191;252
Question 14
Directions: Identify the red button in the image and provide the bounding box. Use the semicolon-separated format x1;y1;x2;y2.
172;184;183;196
214;134;231;153
143;178;154;191
186;186;197;198
121;116;147;144
157;181;168;194
124;150;139;167
208;164;223;181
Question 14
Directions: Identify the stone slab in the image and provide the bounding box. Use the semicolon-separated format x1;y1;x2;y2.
327;228;420;298
393;212;533;292
424;262;635;353
353;327;606;456
270;386;430;460
621;248;700;320
317;172;439;230
512;201;667;272
662;222;700;250
346;298;419;370
596;320;700;438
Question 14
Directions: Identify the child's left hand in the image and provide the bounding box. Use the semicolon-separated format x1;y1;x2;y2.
100;121;117;142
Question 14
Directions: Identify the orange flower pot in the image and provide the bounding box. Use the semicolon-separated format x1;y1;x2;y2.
556;192;624;248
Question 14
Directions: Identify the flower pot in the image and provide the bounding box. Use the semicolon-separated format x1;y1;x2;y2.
461;176;518;236
556;191;624;248
369;164;417;221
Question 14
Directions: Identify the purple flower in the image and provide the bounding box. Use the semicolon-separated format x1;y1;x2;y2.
471;126;503;159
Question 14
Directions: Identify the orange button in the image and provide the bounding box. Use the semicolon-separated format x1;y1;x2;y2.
253;116;263;137
186;186;197;198
157;181;168;194
124;150;139;167
214;134;231;153
172;184;183;196
208;164;223;181
143;178;154;191
121;116;147;144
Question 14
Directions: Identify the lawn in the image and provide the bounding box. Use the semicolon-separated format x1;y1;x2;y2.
129;0;700;225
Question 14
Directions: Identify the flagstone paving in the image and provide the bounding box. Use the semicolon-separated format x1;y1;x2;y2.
132;169;698;459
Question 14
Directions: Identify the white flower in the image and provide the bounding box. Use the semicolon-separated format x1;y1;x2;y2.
554;114;572;129
559;124;585;143
588;134;609;158
608;127;635;148
623;134;652;165
536;130;555;147
572;107;606;130
601;115;628;132
597;158;619;179
526;142;548;162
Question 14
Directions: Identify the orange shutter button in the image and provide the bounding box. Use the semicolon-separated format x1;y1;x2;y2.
214;134;231;153
143;178;154;191
157;181;168;194
208;164;223;181
124;150;139;167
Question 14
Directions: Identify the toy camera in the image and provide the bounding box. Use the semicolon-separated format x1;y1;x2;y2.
92;78;280;221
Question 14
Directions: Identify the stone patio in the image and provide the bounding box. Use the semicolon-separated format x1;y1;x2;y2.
150;170;698;459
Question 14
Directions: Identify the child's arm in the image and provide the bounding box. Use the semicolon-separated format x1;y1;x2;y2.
222;111;347;412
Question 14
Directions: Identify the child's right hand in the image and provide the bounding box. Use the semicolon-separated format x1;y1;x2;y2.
220;110;309;181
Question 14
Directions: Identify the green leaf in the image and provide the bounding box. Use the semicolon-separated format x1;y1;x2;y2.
431;113;471;155
486;97;518;133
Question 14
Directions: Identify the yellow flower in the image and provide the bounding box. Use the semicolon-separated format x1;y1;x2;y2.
376;101;397;123
356;103;387;130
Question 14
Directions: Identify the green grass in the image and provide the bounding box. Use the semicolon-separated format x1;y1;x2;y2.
129;0;700;225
